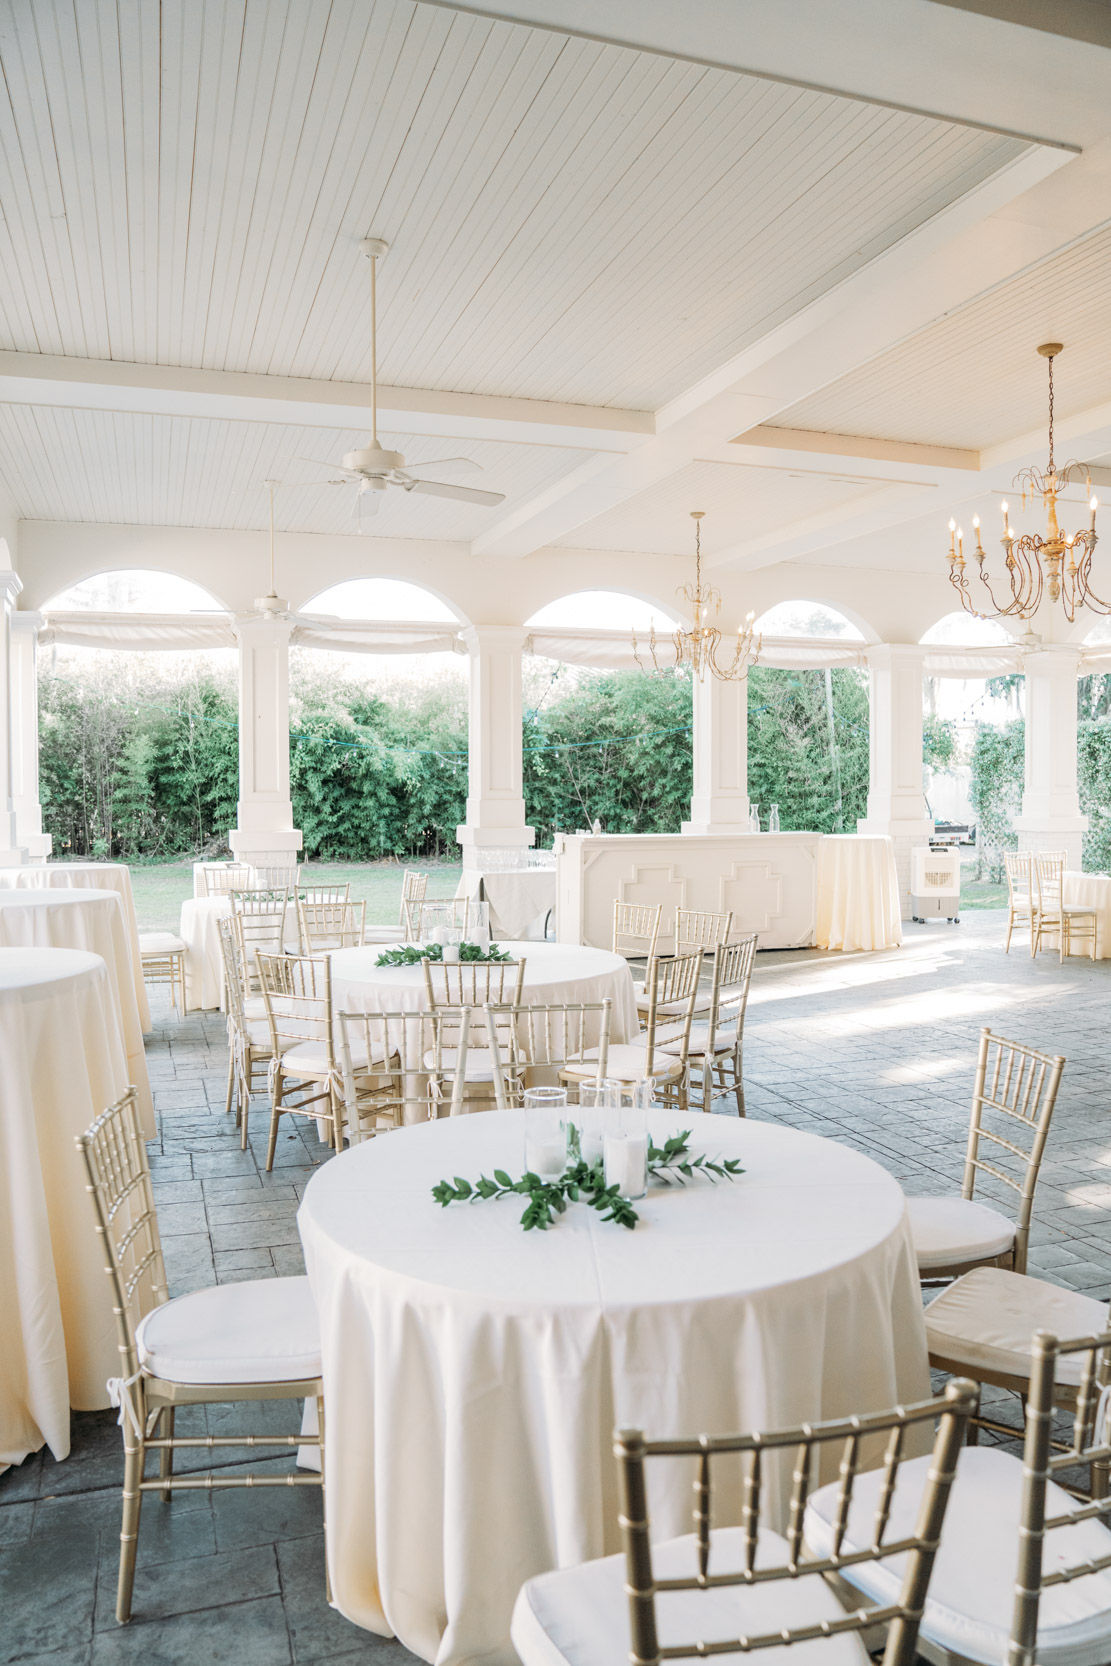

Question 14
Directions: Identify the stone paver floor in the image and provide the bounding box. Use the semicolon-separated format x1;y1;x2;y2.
3;909;1109;1663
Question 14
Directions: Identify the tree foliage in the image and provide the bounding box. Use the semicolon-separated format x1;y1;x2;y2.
968;719;1024;858
747;666;870;833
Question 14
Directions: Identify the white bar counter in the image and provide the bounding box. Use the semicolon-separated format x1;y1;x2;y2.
555;831;822;951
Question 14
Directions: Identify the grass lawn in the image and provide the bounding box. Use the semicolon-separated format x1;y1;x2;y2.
126;857;463;932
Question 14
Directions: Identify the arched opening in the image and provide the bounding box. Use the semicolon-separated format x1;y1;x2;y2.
301;577;462;623
752;600;866;641
525;590;680;631
42;568;228;614
919;611;1013;646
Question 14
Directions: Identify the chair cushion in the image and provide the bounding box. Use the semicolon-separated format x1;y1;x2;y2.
656;1019;738;1058
139;931;186;954
805;1444;1111;1666
635;991;712;1016
280;1039;379;1077
422;1047;498;1083
135;1276;321;1386
243;995;267;1021
907;1195;1015;1270
925;1267;1108;1385
511;1526;868;1666
562;1045;682;1083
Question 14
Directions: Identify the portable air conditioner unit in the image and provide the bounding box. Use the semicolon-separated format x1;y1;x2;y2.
910;845;962;923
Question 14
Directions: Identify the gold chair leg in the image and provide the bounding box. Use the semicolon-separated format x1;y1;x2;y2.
224;1049;236;1118
158;1405;175;1502
265;1077;284;1172
116;1429;145;1623
317;1390;331;1604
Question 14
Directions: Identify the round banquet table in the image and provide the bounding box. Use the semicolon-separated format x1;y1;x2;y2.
330;939;639;1044
0;948;139;1470
298;1112;929;1666
0;890;153;1135
0;862;150;1029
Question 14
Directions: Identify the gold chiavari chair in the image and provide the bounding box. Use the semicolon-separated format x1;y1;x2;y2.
657;933;758;1114
200;861;255;897
907;1027;1065;1283
422;957;526;1112
564;950;702;1109
612;899;662;963
512;1381;975;1666
76;1088;324;1624
424;1004;503;1115
805;1330;1111;1666
229;889;289;995
295;884;350;947
336;1008;436;1134
1003;851;1034;954
404;895;471;943
675;906;734;952
253;861;302;892
258;950;365;1167
217;916;273;1149
137;931;187;1014
401;867;428;922
1032;851;1097;963
484;999;613;1107
297;896;367;954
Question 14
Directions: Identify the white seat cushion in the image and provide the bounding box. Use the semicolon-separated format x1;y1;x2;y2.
512;1525;868;1666
422;1047;498;1083
908;1195;1016;1270
243;995;267;1021
925;1267;1108;1385
280;1039;374;1077
657;1019;738;1058
243;1018;271;1049
562;1045;682;1083
139;931;186;954
135;1275;321;1386
805;1444;1111;1666
635;990;712;1016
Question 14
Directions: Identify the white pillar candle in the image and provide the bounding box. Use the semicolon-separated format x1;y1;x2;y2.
604;1131;648;1200
442;943;460;964
525;1137;567;1180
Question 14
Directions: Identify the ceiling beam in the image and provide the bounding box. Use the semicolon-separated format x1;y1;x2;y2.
0;353;652;453
732;426;980;473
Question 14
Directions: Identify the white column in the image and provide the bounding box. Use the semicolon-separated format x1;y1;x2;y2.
228;613;302;867
682;671;749;834
0;572;27;865
857;644;933;918
11;611;50;860
1014;646;1086;869
456;625;534;871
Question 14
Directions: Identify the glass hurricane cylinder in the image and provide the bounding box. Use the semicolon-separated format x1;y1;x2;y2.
523;1087;569;1180
571;1080;620;1170
603;1081;650;1200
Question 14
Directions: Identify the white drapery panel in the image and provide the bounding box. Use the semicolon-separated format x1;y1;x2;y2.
921;648;1023;676
290;616;464;655
39;611;237;651
525;630;868;670
1080;647;1111;672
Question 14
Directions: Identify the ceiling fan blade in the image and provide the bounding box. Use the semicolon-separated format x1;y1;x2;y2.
396;457;481;479
404;478;506;506
295;455;361;476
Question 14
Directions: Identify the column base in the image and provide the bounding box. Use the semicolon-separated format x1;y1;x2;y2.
858;815;936;921
456;825;534;873
229;828;303;864
22;834;51;862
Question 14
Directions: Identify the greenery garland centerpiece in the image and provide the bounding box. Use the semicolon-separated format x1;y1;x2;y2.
375;941;513;967
432;1130;743;1232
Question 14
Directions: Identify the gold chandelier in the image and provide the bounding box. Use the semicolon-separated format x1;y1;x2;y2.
632;511;761;681
947;343;1102;622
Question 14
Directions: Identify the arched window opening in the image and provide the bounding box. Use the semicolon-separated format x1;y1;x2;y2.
43;569;227;614
752;600;865;640
525;590;680;631
920;612;1013;646
301;577;460;623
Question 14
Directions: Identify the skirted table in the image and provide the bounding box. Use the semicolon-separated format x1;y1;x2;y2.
0;948;140;1469
0;861;150;1029
298;1112;929;1666
455;868;556;940
815;833;903;952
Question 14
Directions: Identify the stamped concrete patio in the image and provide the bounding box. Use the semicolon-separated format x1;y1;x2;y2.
3;909;1109;1665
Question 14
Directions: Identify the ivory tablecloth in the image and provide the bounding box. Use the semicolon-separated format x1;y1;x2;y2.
299;1112;928;1666
180;895;230;1011
0;861;150;1029
0;948;135;1468
0;890;153;1135
1064;872;1111;957
455;869;556;939
815;833;903;951
330;940;638;1042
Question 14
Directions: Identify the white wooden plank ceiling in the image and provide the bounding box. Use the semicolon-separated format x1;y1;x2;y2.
0;403;583;535
0;0;1027;417
767;223;1111;451
556;460;879;557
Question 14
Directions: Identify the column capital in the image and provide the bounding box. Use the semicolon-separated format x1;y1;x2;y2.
232;608;296;645
11;609;43;635
1021;643;1084;676
460;623;530;655
0;571;22;608
864;642;926;668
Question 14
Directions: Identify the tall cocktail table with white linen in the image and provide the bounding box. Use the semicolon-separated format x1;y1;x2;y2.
1064;871;1111;956
0;948;137;1470
179;895;231;1011
331;940;639;1043
455;868;556;939
0;889;153;1134
0;861;150;1028
299;1112;929;1666
816;833;903;951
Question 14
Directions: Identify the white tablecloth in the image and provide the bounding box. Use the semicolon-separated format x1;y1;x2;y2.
0;948;136;1468
180;895;230;1011
1064;871;1111;957
815;833;903;951
300;1113;928;1666
330;940;638;1042
0;890;153;1135
0;862;150;1029
455;869;556;939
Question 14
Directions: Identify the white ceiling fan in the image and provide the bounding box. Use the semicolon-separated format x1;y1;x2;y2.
298;238;506;520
